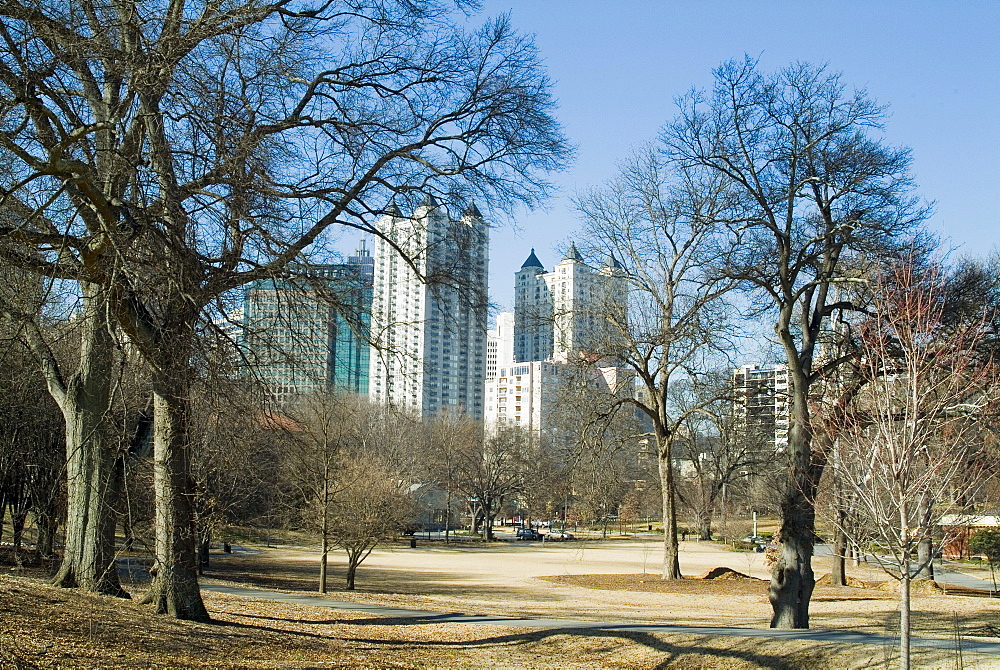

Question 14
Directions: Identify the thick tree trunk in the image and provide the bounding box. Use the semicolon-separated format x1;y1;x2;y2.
769;402;819;629
140;359;209;621
49;288;127;597
698;509;713;541
769;484;816;628
657;437;681;580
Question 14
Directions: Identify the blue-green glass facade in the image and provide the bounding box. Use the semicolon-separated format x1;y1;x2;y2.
243;250;372;399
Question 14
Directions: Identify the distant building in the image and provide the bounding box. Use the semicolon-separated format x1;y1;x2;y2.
243;252;372;400
486;311;515;381
368;196;488;419
732;364;790;451
513;244;626;364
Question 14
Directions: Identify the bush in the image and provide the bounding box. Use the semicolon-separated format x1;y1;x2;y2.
969;528;1000;564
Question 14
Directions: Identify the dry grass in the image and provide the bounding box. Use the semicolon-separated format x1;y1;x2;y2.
2;544;1000;669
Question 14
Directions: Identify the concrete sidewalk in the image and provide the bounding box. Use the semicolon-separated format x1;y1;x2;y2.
202;583;1000;657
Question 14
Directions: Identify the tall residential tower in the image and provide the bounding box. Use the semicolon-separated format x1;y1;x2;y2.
368;197;488;419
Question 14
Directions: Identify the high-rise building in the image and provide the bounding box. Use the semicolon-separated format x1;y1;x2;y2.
732;364;790;451
368;196;488;419
243;252;372;400
514;243;626;363
486;311;515;381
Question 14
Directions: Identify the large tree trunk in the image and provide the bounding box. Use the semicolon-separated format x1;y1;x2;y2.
140;354;209;621
769;400;820;629
657;433;681;579
48;288;127;597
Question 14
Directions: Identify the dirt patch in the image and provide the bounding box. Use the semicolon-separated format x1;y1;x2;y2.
544;573;770;597
697;567;763;581
815;573;872;588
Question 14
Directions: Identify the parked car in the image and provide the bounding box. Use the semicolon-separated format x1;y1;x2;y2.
515;528;543;541
545;529;574;541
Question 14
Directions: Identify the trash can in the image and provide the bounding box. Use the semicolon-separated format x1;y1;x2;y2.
410;537;417;548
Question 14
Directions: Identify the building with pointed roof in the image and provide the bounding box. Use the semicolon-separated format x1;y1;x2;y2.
513;243;626;364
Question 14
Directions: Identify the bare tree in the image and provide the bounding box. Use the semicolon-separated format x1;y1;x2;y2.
575;146;737;578
282;392;358;594
0;0;567;619
188;379;281;572
662;58;929;626
328;452;415;591
422;412;480;542
829;261;1000;669
0;265;130;595
673;377;777;541
456;424;529;540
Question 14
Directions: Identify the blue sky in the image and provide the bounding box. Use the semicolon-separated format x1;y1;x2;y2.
478;1;1000;312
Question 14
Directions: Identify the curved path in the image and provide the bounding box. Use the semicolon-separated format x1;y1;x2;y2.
202;583;1000;657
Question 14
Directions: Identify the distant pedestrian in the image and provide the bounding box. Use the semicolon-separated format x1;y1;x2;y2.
681;530;688;541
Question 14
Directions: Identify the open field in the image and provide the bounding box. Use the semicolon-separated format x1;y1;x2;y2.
2;537;999;668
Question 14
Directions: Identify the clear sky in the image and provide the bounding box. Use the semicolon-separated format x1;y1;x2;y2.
476;1;1000;313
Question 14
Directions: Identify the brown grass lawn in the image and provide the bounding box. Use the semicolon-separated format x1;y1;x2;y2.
2;542;999;669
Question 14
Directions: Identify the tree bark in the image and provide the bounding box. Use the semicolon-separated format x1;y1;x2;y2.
914;492;934;581
346;557;358;591
769;400;819;628
830;524;847;586
658;434;681;579
319;537;329;594
47;287;127;597
140;352;209;621
698;509;713;541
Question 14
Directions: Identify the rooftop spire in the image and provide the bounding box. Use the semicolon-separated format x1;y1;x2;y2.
562;242;584;263
520;248;544;269
462;202;483;219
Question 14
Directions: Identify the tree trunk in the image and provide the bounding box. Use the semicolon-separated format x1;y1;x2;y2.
831;512;847;587
899;569;911;670
140;358;209;621
657;439;681;580
48;288;127;597
346;558;357;590
915;537;934;581
769;388;820;629
319;536;329;594
914;493;934;580
36;506;57;559
698;509;713;541
198;530;210;574
11;507;25;553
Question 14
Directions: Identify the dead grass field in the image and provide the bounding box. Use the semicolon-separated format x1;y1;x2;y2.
2;539;999;669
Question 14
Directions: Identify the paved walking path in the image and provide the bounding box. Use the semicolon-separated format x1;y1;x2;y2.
202;583;1000;656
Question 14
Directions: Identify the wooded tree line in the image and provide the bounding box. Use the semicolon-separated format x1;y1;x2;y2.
0;0;568;621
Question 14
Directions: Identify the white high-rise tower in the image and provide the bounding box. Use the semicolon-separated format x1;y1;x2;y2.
368;196;488;418
513;243;626;363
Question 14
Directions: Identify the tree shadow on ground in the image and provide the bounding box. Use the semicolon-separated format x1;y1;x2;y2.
337;626;869;670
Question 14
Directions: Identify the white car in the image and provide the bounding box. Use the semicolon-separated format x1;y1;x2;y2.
545;529;575;541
